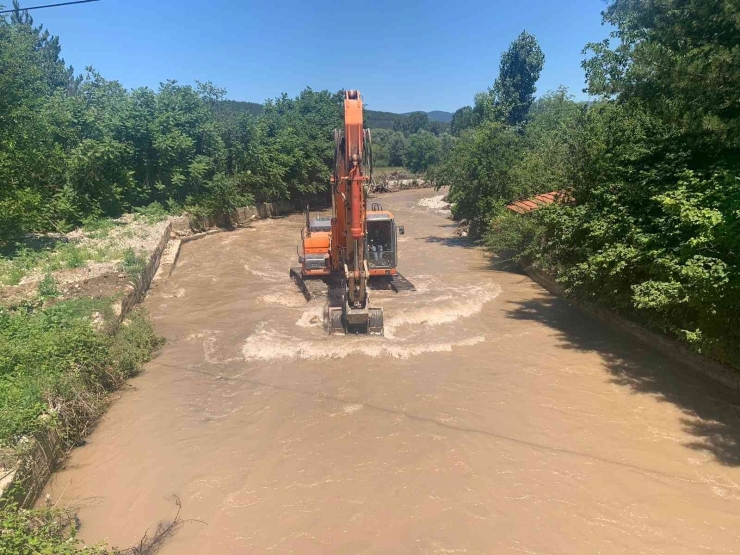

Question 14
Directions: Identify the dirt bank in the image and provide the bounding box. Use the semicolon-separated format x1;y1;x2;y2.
42;188;740;553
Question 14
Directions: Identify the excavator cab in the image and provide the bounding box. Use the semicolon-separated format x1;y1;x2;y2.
366;204;400;273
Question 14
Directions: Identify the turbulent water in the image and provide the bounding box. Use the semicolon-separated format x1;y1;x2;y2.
42;188;740;553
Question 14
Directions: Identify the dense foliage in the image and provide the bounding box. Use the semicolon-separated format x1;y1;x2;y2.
534;0;740;365
474;31;545;126
0;6;344;242
434;33;562;235
436;4;740;367
0;299;162;446
370;111;455;173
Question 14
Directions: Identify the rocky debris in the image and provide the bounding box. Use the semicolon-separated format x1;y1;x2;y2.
371;170;433;193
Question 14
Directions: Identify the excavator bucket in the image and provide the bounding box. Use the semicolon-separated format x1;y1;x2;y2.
326;304;384;335
327;306;345;335
368;307;384;335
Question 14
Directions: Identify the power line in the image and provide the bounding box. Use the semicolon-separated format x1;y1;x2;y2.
0;0;100;15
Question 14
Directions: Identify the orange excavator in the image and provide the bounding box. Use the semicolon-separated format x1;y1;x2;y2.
290;90;415;335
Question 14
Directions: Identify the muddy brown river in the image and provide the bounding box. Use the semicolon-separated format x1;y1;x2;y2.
43;188;740;553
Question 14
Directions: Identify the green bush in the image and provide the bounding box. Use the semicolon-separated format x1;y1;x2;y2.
133;201;169;224
485;210;544;263
0;299;162;447
119;248;146;279
0;504;110;555
186;173;253;224
36;274;59;298
82;215;116;238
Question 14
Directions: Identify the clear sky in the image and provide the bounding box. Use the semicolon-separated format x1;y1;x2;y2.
17;0;612;113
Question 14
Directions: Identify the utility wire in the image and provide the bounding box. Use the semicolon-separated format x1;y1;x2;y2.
0;0;100;15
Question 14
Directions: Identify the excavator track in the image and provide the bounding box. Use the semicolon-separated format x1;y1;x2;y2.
293;271;417;299
389;273;416;292
367;272;416;293
290;268;330;301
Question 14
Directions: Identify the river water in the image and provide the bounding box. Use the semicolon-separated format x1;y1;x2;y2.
43;188;740;553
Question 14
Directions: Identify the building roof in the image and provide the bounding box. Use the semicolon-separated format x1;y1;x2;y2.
506;191;561;214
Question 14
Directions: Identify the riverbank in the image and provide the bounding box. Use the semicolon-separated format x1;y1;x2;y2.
0;199;303;553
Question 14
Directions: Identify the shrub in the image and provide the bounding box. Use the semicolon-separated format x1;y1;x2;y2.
133;201;169;224
37;274;59;298
0;299;162;447
485;210;544;263
119;248;146;279
186;173;253;225
0;504;110;555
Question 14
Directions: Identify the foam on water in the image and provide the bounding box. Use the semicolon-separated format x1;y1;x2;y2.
296;304;324;328
243;262;284;282
258;291;307;308
384;283;501;338
417;195;452;217
241;281;501;360
242;327;485;361
409;274;435;294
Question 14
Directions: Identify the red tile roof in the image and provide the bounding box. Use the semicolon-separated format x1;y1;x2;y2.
506;191;562;214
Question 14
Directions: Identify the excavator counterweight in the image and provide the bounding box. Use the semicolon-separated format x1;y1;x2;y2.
290;90;414;335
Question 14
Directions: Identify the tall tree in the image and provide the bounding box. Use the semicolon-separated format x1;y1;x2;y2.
535;0;740;365
583;0;740;155
478;31;545;126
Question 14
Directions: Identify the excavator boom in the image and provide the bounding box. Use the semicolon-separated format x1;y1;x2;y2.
328;90;379;333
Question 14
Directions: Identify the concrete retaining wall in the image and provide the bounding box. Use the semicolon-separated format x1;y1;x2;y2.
524;266;740;392
188;200;295;231
118;222;172;319
0;223;173;509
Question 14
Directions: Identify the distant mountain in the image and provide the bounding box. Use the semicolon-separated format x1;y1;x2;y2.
218;99;263;117
365;109;404;129
216;100;454;130
402;110;454;123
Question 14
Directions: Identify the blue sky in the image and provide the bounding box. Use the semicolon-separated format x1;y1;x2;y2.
18;0;612;113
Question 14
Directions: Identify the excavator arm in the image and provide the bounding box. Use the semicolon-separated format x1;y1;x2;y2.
328;90;382;333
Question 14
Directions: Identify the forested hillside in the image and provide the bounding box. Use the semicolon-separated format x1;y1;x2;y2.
211;101;453;132
403;110;453;123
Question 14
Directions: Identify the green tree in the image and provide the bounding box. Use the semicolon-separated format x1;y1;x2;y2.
583;0;740;156
368;128;392;166
436;121;521;235
529;0;740;366
477;31;545;126
386;131;407;167
0;7;71;238
393;111;430;135
450;106;478;135
404;131;441;173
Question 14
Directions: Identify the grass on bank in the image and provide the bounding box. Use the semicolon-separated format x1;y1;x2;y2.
0;297;163;449
0;203;171;288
